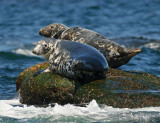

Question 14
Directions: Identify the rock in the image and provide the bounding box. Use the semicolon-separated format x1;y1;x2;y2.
16;62;160;108
16;63;74;106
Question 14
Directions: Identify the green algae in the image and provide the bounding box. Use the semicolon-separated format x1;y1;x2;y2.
16;62;160;108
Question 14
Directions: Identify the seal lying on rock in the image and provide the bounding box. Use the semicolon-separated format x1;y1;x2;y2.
32;38;108;85
39;23;142;68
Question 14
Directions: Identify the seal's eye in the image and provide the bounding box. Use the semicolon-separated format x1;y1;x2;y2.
44;44;47;47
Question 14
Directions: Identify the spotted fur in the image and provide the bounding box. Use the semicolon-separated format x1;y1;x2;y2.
39;23;141;68
32;38;108;84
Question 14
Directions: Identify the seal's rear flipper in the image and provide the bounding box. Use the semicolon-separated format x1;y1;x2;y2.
125;48;142;63
128;48;142;55
109;48;142;68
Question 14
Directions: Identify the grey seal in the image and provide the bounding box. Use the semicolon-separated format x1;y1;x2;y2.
39;23;141;68
32;38;108;85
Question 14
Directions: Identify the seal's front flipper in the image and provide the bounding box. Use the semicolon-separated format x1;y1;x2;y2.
33;67;51;77
33;69;45;77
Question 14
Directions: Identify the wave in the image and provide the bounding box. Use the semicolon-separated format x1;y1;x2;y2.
0;99;160;122
144;42;160;50
12;48;39;57
1;37;159;59
112;37;160;51
0;50;43;61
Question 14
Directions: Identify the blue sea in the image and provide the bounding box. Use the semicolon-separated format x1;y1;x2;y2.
0;0;160;122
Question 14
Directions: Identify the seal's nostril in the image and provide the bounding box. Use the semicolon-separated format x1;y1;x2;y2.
32;50;36;54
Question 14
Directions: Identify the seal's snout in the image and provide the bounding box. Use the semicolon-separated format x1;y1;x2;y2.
39;29;42;35
39;29;51;37
32;50;36;54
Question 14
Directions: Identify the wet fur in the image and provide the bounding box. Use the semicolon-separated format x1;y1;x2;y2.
39;23;142;68
32;38;108;85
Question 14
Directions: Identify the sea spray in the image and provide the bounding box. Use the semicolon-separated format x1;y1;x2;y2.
0;99;160;122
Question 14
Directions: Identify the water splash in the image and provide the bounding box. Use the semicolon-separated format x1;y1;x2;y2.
0;99;159;122
144;42;160;51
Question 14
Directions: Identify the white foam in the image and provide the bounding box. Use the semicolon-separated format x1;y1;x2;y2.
144;42;160;50
0;99;160;122
12;49;38;57
32;42;38;45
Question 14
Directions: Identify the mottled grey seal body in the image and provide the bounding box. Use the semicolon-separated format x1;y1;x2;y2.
39;23;141;68
32;38;108;84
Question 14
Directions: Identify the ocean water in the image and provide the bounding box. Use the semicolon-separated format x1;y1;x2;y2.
0;0;160;122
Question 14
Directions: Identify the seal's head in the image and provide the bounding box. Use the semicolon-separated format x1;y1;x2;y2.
39;23;68;38
32;40;51;55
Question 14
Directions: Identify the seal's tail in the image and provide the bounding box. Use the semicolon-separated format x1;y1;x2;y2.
128;48;142;55
123;48;142;62
109;48;142;68
127;48;142;60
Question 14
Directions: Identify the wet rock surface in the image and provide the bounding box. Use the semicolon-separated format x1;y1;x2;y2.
16;62;160;108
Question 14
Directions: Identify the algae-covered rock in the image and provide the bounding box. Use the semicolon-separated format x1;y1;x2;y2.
16;62;160;108
17;63;75;105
